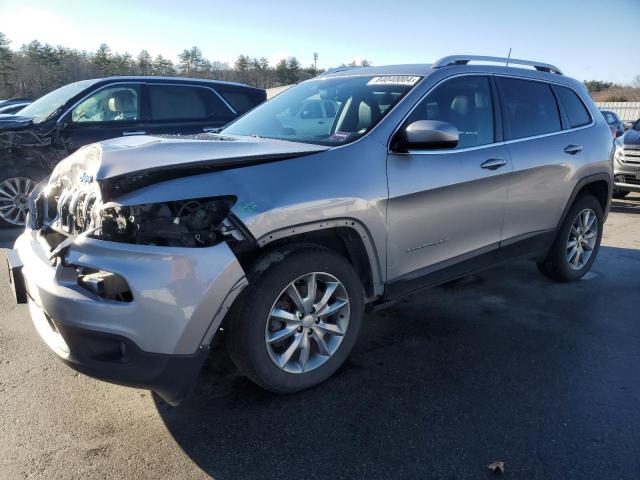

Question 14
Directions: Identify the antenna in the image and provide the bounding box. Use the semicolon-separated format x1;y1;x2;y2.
506;48;512;67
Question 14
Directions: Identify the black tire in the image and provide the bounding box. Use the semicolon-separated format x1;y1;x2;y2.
612;190;629;199
537;194;603;282
0;167;47;228
226;245;364;393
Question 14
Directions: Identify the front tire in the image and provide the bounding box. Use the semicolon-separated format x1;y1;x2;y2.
537;194;603;282
226;245;364;393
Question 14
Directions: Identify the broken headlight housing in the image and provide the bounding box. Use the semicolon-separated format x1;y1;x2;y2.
95;196;238;248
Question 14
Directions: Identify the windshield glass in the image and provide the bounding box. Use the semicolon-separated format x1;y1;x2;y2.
19;80;96;122
222;75;421;145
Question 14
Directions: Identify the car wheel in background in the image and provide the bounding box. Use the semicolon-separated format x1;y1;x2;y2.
226;245;364;393
0;169;46;228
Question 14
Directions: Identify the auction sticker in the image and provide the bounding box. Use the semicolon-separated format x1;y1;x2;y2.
367;75;421;86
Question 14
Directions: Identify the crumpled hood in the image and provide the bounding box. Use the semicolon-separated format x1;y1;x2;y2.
51;134;330;198
621;128;640;147
0;114;33;130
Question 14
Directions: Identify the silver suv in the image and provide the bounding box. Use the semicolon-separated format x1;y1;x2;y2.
7;56;613;405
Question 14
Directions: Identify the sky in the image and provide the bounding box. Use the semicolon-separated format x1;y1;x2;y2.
0;0;638;83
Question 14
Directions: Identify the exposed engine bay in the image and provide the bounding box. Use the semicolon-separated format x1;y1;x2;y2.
99;197;237;248
32;174;241;250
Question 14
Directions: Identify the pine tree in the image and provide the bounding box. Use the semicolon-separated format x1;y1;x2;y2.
93;44;112;76
275;58;288;85
137;50;152;75
286;57;301;83
0;32;14;97
152;54;175;76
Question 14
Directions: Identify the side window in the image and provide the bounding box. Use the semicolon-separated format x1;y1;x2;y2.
218;90;256;114
406;76;494;149
300;100;323;119
497;78;561;139
148;85;234;121
71;85;139;123
602;111;614;124
555;86;591;128
323;101;336;118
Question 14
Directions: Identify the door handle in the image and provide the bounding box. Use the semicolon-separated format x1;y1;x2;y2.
480;158;507;170
564;144;583;155
123;130;146;136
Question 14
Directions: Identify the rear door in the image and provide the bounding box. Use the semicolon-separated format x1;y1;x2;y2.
59;83;143;151
142;83;237;136
497;77;579;245
386;75;512;293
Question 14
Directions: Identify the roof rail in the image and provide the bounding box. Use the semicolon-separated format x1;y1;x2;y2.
317;65;365;77
433;55;563;75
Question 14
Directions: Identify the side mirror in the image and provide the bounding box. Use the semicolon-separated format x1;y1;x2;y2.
393;120;459;151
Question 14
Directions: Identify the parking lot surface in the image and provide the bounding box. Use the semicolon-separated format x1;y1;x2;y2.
1;195;640;480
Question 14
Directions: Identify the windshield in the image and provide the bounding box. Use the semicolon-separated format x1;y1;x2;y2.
222;75;421;145
19;80;96;122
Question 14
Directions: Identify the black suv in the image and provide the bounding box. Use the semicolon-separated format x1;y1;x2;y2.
0;77;265;226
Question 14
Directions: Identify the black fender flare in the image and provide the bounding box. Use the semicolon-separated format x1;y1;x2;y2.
254;217;384;298
555;172;612;230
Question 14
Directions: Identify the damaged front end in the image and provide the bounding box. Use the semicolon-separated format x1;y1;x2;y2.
0;117;65;171
31;163;246;254
14;145;253;405
98;197;239;248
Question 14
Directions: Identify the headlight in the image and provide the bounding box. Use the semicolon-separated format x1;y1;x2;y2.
614;144;625;162
95;196;237;248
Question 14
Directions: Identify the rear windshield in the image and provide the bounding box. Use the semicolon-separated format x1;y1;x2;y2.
222;75;421;146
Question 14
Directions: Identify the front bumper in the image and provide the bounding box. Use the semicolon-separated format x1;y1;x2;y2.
614;160;640;193
9;229;247;405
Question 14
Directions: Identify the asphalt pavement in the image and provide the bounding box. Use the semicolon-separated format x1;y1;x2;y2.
1;194;640;479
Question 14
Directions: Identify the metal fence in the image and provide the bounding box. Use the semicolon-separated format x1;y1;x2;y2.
595;102;640;122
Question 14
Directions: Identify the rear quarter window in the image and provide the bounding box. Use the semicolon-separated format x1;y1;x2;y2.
497;77;561;140
555;86;592;128
218;90;264;114
148;84;234;121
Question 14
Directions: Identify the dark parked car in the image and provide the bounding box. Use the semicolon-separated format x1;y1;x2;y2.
600;110;625;137
0;97;32;108
0;77;265;226
0;101;31;115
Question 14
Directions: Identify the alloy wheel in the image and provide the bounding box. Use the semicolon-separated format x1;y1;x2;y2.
566;208;598;270
0;177;36;226
265;272;350;374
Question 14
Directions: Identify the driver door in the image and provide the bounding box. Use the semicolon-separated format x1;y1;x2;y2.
386;75;512;295
58;83;143;153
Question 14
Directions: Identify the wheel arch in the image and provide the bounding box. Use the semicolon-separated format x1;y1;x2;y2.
233;218;384;301
557;173;612;229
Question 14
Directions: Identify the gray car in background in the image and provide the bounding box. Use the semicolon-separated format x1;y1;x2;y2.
612;118;640;198
7;55;613;405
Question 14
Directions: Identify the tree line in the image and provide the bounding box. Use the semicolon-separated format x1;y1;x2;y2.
0;32;371;99
584;79;640;102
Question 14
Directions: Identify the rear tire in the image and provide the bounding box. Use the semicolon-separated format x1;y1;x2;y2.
537;194;603;282
226;245;364;393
